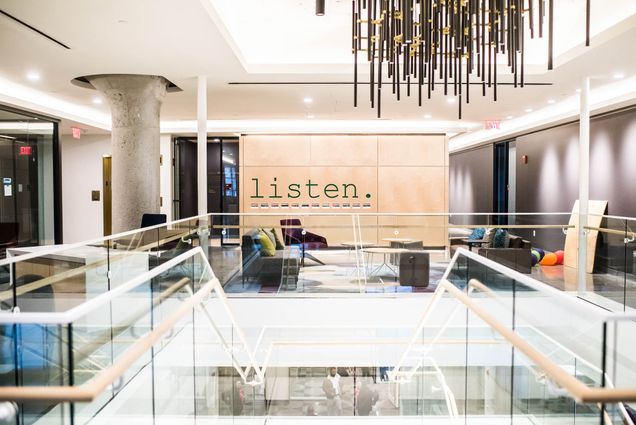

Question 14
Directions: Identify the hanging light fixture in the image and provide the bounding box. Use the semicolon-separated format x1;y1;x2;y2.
351;0;591;119
316;0;325;16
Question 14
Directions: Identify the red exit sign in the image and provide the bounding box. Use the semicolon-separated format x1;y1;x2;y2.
19;146;32;156
484;120;501;130
72;127;82;139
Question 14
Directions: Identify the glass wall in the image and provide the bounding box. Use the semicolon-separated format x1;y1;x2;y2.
0;106;58;257
173;136;240;244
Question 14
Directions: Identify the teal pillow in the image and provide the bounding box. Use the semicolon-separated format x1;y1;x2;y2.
468;228;486;240
492;229;508;248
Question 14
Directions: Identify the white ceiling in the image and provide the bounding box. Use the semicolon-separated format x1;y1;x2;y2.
0;0;635;140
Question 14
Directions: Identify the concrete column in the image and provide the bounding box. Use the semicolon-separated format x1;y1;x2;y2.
578;77;590;296
88;75;168;233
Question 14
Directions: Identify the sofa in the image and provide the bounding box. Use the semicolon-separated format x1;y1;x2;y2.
451;230;532;274
241;229;299;287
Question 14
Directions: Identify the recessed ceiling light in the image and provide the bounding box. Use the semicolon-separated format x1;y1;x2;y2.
303;97;313;104
613;72;625;80
446;97;456;104
524;108;533;113
92;97;103;105
547;99;556;104
423;114;432;119
26;71;40;81
307;114;315;119
506;115;514;119
213;138;220;142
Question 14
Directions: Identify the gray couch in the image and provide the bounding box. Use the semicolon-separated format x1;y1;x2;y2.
451;233;532;274
241;229;299;287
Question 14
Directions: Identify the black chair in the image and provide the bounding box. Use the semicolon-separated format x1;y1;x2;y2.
0;222;19;259
140;214;167;228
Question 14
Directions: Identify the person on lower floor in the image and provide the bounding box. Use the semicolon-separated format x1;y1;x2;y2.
322;367;342;415
356;382;379;416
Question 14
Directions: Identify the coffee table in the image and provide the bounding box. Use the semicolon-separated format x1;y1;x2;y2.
363;247;408;277
461;238;487;251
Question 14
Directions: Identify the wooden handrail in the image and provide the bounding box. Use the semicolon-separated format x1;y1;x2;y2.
584;225;636;239
442;279;636;403
450;224;574;230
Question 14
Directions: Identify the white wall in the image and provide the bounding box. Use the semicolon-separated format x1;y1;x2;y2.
61;133;174;243
61;134;111;243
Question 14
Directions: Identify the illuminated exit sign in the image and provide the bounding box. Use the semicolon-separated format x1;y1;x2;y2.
72;127;82;139
484;120;501;130
18;146;32;156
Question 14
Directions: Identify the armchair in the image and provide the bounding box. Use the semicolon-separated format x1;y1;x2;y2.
280;219;328;266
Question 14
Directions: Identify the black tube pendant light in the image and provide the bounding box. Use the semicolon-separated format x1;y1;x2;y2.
348;0;591;119
316;0;325;16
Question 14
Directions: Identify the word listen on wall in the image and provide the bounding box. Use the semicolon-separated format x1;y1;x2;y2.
250;177;372;199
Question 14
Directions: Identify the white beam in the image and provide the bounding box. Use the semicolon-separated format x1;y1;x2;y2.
578;77;590;296
197;76;209;257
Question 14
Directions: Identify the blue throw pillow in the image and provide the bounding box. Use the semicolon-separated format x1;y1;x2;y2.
493;229;508;248
468;228;486;240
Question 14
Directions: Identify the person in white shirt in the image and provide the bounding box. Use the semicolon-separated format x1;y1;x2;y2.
322;367;342;415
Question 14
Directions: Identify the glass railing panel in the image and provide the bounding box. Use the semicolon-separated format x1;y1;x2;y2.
626;233;636;311
604;318;636;393
585;217;629;311
5;242;110;314
510;348;600;424
2;323;70;425
70;251;213;425
80;366;154;425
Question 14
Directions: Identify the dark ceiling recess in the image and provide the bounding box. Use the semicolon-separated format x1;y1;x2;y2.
348;0;590;120
0;9;70;49
71;75;183;93
316;0;325;16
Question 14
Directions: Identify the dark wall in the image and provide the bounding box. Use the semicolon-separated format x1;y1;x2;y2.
450;106;636;251
589;108;636;216
449;144;493;225
515;122;579;250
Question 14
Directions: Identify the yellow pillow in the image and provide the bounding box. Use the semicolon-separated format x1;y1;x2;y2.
257;229;276;257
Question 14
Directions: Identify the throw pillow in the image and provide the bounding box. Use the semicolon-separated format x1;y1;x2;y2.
257;229;276;257
493;229;508;248
508;235;523;248
468;227;486;240
271;228;285;250
262;228;276;247
483;228;496;247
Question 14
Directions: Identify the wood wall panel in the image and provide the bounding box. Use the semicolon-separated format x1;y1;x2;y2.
241;134;449;247
377;167;446;213
377;216;447;247
243;135;311;166
309;166;377;206
310;135;378;166
378;135;446;166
